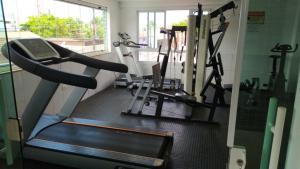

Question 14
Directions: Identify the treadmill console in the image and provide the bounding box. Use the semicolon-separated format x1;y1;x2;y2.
13;38;60;61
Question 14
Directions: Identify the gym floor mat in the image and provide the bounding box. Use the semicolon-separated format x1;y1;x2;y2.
23;86;231;169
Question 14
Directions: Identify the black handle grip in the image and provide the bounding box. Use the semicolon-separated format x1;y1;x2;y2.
3;43;97;89
35;64;97;89
71;54;128;73
126;41;148;48
271;43;298;53
47;41;128;73
138;43;148;46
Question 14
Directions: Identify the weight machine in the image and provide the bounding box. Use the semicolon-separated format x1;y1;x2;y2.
122;2;235;122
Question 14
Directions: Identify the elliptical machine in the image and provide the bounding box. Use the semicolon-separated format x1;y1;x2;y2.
113;33;148;87
113;33;182;90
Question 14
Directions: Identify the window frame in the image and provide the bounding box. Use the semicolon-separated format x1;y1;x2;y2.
137;9;190;62
1;0;110;72
137;10;166;50
137;9;192;49
58;0;106;10
57;0;110;54
4;0;110;56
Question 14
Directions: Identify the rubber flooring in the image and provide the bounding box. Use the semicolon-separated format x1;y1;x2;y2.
22;86;231;169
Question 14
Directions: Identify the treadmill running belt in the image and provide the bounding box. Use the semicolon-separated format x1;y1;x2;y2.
35;123;165;158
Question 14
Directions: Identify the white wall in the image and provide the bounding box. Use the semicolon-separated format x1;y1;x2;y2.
284;1;300;167
282;0;300;93
13;0;121;116
118;0;241;85
285;67;300;169
240;0;300;92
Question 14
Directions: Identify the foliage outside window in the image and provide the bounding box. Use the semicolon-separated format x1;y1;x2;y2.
1;0;108;62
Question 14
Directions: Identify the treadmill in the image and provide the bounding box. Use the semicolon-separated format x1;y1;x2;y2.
2;38;173;169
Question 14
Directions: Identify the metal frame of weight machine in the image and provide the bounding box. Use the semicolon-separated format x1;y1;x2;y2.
122;2;235;123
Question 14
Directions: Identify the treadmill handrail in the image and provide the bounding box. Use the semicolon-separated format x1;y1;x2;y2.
2;43;97;89
26;138;166;168
48;41;128;73
3;40;128;89
71;54;128;73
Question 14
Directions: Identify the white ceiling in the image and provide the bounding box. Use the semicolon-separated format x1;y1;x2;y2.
116;0;233;5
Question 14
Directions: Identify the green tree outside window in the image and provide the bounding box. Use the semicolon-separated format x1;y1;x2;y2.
20;13;106;39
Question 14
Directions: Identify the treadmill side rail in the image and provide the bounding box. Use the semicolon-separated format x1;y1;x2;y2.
25;139;165;169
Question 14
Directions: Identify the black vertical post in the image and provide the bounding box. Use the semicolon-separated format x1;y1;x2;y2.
207;30;226;106
155;30;175;117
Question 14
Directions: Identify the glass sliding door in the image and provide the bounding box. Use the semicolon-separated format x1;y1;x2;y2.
232;0;300;168
0;0;23;168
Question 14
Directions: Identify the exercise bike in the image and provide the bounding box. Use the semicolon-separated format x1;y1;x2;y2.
266;43;298;97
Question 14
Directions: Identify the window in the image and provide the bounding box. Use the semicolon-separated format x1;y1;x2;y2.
2;0;108;55
138;11;165;48
138;10;189;61
166;10;189;29
0;2;10;66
